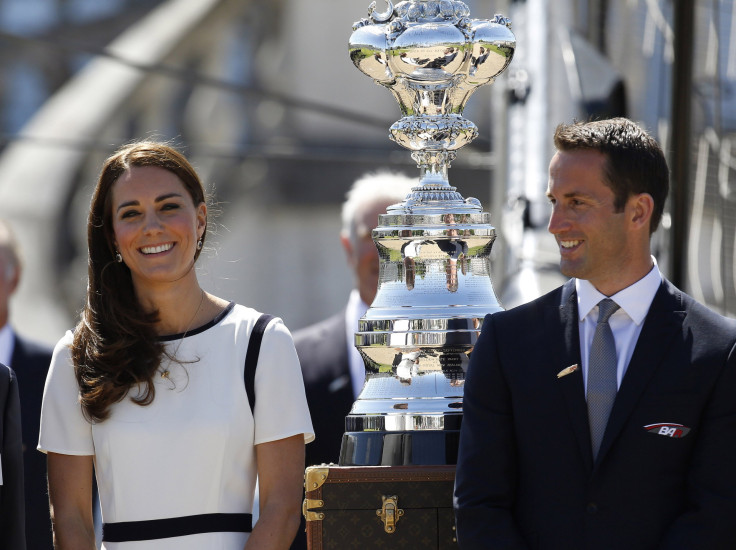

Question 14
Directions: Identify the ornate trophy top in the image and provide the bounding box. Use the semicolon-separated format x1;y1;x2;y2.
349;1;515;213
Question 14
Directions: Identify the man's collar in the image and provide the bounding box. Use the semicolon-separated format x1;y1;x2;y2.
345;288;369;330
0;324;15;366
576;257;662;324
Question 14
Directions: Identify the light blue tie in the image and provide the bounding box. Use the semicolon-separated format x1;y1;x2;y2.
587;298;620;459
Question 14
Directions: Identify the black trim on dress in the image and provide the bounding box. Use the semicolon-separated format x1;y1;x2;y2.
244;313;274;414
102;512;253;542
159;302;236;341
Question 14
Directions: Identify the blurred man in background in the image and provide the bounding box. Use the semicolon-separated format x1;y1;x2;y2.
289;172;415;549
0;219;53;550
294;171;416;467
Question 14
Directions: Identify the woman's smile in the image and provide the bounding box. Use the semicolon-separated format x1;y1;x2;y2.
139;242;175;255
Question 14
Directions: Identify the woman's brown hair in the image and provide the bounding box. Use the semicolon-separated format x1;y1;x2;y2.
72;141;207;422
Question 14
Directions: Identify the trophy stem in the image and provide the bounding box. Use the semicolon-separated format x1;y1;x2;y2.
412;150;455;187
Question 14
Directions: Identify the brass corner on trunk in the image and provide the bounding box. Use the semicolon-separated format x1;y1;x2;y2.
304;466;330;491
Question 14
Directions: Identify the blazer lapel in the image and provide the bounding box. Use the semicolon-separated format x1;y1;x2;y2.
596;280;686;463
552;280;594;473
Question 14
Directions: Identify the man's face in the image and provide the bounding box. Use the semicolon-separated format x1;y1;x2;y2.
546;149;635;295
0;249;18;328
344;200;396;305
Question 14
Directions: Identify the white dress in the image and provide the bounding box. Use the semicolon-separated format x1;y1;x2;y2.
38;303;314;549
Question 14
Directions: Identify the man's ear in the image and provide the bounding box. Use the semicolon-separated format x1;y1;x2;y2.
340;234;354;264
630;193;654;231
7;263;20;295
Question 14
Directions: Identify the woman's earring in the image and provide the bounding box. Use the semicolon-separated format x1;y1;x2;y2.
115;251;123;263
196;239;203;251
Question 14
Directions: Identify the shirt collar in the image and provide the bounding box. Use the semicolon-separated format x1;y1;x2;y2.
576;257;662;325
345;288;369;331
0;324;15;366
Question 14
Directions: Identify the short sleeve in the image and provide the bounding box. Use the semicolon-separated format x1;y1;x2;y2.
38;331;94;455
253;318;314;445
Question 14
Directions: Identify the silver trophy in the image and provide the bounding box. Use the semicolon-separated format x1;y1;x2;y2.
341;0;515;466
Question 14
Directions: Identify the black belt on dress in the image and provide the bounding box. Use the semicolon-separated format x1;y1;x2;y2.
102;512;253;542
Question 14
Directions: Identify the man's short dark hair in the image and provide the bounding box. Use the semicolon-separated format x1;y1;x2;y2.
553;118;669;234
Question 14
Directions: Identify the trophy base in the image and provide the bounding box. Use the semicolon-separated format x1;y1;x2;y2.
339;430;460;466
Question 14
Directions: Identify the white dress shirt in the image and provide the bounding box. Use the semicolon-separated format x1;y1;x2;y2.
576;258;662;395
345;289;369;399
0;324;14;367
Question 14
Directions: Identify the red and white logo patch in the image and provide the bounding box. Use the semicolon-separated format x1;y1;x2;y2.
643;423;691;438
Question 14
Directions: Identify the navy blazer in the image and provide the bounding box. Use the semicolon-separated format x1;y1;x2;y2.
12;335;53;550
454;279;736;550
291;311;356;550
0;363;26;549
293;310;355;468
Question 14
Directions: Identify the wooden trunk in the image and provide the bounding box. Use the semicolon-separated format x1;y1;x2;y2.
303;464;458;550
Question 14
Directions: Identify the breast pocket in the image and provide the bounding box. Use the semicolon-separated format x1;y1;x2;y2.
640;392;702;428
634;394;699;468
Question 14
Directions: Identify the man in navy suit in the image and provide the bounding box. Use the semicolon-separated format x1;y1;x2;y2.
454;118;736;549
0;362;25;549
0;219;53;550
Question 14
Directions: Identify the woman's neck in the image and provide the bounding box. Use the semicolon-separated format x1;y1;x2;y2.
134;275;208;336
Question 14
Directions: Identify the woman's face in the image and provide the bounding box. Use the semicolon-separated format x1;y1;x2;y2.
110;165;206;292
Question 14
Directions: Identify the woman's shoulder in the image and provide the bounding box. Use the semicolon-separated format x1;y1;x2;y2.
225;303;280;326
53;330;75;352
220;304;295;341
203;295;259;322
202;295;288;335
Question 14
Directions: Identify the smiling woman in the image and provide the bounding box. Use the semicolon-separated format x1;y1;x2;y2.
76;142;211;420
37;142;314;550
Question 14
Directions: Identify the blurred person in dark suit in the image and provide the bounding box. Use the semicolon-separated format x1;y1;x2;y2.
294;171;416;467
0;219;53;550
0;362;25;549
289;172;415;549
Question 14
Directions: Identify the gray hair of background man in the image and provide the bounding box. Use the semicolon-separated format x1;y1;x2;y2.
341;171;417;246
0;219;22;282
